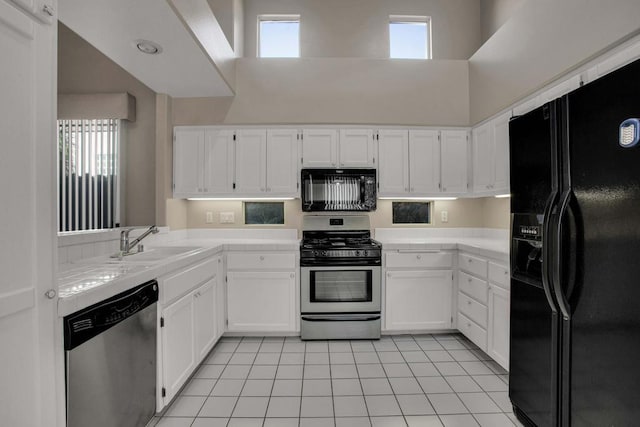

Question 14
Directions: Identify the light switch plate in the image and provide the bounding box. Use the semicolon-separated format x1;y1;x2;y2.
220;212;235;224
205;211;214;224
441;210;448;223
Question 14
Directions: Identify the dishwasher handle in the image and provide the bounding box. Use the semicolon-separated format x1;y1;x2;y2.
64;280;158;351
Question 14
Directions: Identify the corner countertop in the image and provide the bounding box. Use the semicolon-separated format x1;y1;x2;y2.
57;237;300;317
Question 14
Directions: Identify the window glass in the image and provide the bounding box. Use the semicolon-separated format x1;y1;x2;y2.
392;202;431;224
58;119;121;231
259;17;300;58
244;202;285;224
389;17;430;59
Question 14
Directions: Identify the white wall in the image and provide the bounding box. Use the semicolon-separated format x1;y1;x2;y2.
243;0;482;60
479;0;523;43
469;0;640;123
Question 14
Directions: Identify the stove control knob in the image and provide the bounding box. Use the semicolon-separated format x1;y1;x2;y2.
322;250;328;256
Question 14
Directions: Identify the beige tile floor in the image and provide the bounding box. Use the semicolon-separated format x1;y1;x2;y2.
149;333;524;427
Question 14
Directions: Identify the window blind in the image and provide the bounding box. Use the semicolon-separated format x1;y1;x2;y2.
58;119;120;232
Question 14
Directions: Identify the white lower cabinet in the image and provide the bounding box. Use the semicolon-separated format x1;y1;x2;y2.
158;256;221;408
457;252;510;369
385;269;453;331
161;292;195;404
488;283;510;369
226;252;298;333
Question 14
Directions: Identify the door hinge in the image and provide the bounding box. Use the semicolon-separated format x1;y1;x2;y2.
373;157;376;164
233;133;236;141
161;387;166;397
450;316;453;325
297;182;300;189
172;183;175;191
225;275;228;283
232;183;236;189
438;134;441;141
173;134;176;142
301;157;304;164
225;319;229;326
160;317;164;327
297;133;300;140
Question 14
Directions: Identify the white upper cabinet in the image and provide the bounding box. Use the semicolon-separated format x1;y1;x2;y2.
266;129;299;195
440;130;469;195
301;129;339;167
204;129;234;194
339;129;375;167
586;39;640;83
471;112;511;196
409;130;441;194
378;130;409;195
174;128;204;196
235;129;267;194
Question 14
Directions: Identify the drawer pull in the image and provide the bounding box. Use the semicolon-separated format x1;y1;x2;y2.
468;278;472;282
416;255;421;260
504;271;508;275
467;323;471;328
468;259;472;263
467;300;471;305
260;256;265;261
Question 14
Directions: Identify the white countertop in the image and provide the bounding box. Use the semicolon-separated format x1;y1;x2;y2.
377;237;509;261
58;237;300;317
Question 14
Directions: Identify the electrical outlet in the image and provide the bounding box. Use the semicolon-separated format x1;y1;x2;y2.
205;211;213;224
220;212;235;224
441;210;449;223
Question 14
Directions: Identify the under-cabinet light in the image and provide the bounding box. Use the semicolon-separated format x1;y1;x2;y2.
494;194;511;198
187;197;296;201
378;197;458;201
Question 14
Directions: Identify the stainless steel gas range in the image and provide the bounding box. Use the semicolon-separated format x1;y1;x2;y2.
300;215;382;340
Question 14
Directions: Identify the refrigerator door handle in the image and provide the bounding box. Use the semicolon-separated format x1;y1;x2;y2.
540;191;560;313
552;189;574;320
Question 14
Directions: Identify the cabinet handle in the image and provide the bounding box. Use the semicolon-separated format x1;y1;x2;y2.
467;300;472;305
42;4;55;16
410;187;414;192
416;255;421;260
260;256;265;261
290;273;295;279
443;187;447;191
45;289;57;299
467;322;471;328
468;278;472;282
468;259;472;263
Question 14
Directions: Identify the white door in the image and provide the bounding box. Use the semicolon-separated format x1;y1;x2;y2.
301;129;338;167
227;271;296;332
0;3;57;426
385;270;453;330
204;129;234;194
194;278;217;361
488;284;510;370
440;130;469;195
339;129;375;167
235;129;267;194
492;112;511;193
174;128;204;196
471;122;495;194
378;130;409;195
161;292;195;404
266;129;299;195
409;130;440;194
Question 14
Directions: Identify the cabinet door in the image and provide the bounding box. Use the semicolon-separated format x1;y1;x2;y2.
194;278;217;362
492;112;511;193
378;130;409;195
266;129;299;195
216;258;226;339
488;284;510;370
227;271;296;332
301;129;338;167
385;270;453;330
339;129;375;167
174;128;204;196
204;129;234;194
440;130;469;195
162;292;195;404
235;129;267;193
409;130;440;194
471;122;495;194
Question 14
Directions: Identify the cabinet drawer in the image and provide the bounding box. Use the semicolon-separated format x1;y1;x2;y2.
458;292;487;328
386;251;453;269
227;252;296;270
458;253;488;278
489;262;510;289
458;271;488;304
458;312;487;352
161;258;217;305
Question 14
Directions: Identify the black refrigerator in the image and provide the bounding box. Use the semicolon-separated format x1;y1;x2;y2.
509;57;640;427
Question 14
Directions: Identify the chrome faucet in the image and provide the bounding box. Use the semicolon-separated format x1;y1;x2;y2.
120;225;159;255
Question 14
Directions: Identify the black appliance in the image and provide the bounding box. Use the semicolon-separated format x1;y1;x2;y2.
301;168;377;212
509;58;640;427
300;215;382;340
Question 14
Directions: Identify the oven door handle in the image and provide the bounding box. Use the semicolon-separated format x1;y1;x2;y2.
301;314;381;322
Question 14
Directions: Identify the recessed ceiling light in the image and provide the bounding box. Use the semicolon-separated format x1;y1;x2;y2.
134;39;162;55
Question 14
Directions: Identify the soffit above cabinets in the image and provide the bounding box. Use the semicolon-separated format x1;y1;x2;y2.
59;0;234;97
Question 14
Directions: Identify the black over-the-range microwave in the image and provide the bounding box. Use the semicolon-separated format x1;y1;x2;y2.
301;168;377;212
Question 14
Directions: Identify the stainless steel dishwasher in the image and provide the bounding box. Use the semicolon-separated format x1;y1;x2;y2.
64;280;158;427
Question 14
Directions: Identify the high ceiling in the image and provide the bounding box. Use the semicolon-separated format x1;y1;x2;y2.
59;0;234;97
